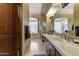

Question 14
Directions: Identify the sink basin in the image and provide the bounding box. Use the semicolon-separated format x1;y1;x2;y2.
73;39;79;44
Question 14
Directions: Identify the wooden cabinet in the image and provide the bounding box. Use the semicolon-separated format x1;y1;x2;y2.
46;42;55;56
56;50;62;56
50;44;56;56
42;35;62;56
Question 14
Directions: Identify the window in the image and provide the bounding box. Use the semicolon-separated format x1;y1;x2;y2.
29;18;38;34
54;20;62;33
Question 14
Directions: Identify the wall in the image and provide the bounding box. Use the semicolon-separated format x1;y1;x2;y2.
41;14;47;33
74;4;79;26
74;3;79;30
46;16;53;32
22;3;31;55
38;15;43;33
74;4;79;35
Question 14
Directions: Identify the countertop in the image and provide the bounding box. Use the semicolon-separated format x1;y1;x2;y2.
43;34;79;56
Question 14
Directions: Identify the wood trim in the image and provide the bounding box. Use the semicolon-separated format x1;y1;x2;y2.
18;3;22;56
0;53;10;56
0;34;12;39
12;3;19;56
12;3;22;56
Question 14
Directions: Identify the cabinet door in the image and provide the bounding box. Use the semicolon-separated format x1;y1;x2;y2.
46;42;51;56
56;50;62;56
50;44;55;56
46;42;55;56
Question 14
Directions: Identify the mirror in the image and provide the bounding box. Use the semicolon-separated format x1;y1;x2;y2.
54;18;69;34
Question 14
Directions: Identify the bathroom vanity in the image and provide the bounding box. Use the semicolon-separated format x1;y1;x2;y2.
42;34;79;56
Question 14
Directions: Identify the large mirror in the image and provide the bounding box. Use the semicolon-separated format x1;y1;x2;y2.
54;18;69;34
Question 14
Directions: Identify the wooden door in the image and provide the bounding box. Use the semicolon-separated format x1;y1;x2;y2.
0;3;19;56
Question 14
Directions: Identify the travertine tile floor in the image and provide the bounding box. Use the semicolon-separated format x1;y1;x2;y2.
24;38;46;56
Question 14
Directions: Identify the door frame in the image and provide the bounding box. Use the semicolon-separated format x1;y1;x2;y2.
18;3;22;56
12;3;22;56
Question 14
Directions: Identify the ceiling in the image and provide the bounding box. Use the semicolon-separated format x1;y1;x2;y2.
46;3;62;17
29;3;52;17
41;3;52;15
29;3;42;15
29;3;73;17
57;3;74;14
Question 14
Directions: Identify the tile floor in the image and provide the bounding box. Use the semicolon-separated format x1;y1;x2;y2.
24;38;46;56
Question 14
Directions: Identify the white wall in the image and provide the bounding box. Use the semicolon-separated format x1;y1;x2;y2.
22;3;31;55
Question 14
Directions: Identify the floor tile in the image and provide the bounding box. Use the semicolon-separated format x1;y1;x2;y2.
24;38;46;56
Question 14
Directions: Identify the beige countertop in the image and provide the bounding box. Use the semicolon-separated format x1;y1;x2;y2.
43;34;79;56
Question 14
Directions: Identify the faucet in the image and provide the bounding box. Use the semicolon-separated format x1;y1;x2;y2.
64;33;70;41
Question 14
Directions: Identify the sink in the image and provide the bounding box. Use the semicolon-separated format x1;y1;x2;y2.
73;39;79;44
